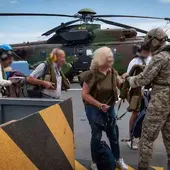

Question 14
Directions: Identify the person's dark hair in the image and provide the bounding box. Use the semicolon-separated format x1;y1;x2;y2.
133;43;151;58
0;51;13;61
140;44;151;52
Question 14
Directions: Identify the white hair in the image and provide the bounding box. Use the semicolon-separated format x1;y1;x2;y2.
90;46;113;71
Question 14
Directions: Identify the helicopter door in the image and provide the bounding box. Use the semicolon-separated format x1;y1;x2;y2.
73;46;93;72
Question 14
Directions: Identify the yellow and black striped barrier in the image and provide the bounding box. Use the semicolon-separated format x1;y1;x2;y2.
0;98;87;170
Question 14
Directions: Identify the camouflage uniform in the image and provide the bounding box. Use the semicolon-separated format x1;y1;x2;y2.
127;28;170;170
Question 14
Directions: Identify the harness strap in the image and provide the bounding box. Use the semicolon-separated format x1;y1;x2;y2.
140;57;146;66
116;99;128;120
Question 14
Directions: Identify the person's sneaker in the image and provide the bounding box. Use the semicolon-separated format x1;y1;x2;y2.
91;162;98;170
126;140;138;150
116;158;128;170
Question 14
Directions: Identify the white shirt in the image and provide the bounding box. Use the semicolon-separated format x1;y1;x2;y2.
127;56;152;91
0;63;12;87
0;63;12;97
30;62;62;98
127;56;152;74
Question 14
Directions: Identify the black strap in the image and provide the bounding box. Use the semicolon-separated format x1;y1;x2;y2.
116;111;128;120
116;99;128;120
140;57;146;66
40;61;49;80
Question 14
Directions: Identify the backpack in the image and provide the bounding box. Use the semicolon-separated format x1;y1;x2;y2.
7;70;25;79
7;70;27;97
120;64;145;112
95;141;116;170
7;61;49;98
130;91;150;139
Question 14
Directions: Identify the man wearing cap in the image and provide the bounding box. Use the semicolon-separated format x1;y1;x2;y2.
126;28;170;170
0;44;14;97
27;48;70;98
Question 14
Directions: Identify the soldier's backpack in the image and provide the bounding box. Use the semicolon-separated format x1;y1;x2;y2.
95;141;116;170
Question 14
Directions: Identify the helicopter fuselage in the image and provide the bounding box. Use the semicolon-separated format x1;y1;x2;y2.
10;25;145;81
11;35;144;80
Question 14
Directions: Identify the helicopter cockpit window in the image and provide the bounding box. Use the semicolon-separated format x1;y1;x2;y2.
86;49;92;56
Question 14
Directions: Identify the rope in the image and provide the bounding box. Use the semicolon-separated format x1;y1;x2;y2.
12;52;35;70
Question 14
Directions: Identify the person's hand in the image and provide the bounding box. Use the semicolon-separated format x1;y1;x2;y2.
43;81;55;89
121;73;128;80
100;104;110;113
126;76;131;82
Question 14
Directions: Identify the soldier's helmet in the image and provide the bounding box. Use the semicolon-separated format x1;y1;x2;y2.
144;28;168;51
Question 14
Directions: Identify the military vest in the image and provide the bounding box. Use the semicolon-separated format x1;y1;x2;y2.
26;59;70;98
44;59;70;91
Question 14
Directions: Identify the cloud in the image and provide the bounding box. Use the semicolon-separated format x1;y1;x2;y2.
160;0;170;3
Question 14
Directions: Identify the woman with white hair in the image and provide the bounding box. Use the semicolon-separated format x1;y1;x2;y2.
80;46;128;170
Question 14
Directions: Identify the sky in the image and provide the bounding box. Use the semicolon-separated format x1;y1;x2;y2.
0;0;170;44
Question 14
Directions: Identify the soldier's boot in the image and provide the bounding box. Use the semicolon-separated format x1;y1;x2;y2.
161;115;170;170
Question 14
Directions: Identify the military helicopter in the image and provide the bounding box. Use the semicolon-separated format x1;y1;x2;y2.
0;8;170;81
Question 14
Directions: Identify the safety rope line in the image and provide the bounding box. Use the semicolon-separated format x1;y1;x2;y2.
12;52;36;70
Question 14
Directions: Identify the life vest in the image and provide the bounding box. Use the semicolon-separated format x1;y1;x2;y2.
27;60;70;98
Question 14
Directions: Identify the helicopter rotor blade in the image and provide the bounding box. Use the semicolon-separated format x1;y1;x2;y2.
96;18;148;34
0;13;77;18
42;19;81;36
96;18;170;42
95;15;170;21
